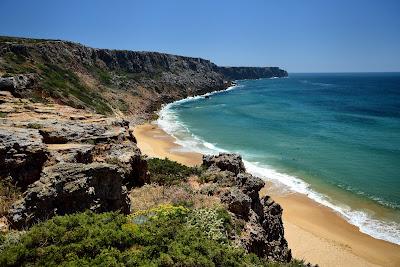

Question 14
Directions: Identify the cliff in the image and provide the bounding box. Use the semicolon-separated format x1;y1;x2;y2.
0;36;287;119
217;66;288;80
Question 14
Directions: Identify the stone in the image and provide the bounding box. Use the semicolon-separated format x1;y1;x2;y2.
220;187;251;219
202;153;246;175
235;173;265;201
7;163;130;229
96;143;148;188
0;127;48;189
0;74;37;97
261;195;292;262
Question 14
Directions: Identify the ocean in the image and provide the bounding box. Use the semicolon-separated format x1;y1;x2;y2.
157;73;400;245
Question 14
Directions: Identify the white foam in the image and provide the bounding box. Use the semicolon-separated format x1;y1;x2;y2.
156;85;400;245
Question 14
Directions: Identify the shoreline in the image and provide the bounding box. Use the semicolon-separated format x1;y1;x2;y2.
134;122;400;267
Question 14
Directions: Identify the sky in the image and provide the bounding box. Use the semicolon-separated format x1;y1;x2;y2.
0;0;399;72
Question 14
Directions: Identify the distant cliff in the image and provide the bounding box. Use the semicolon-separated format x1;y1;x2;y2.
217;66;288;80
0;36;287;119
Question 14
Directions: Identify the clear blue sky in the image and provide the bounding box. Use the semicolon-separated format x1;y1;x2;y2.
1;0;399;72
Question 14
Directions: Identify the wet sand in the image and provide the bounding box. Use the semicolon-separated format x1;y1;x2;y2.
134;122;400;267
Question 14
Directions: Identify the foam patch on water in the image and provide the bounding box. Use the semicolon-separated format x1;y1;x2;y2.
156;85;400;245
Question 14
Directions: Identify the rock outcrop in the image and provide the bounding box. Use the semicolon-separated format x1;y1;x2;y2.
0;73;37;97
0;127;48;189
0;91;148;229
8;163;130;229
202;153;246;175
202;153;291;262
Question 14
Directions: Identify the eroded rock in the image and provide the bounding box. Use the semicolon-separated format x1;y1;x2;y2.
202;153;246;175
0;127;48;188
7;163;130;229
201;153;291;263
221;187;251;219
0;74;37;97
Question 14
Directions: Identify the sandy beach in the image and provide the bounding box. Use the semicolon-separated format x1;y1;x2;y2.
134;123;400;267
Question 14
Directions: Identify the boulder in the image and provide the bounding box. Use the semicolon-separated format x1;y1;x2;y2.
97;143;148;188
46;143;95;164
235;173;265;201
38;121;126;144
202;153;246;175
220;187;251;219
7;163;130;229
0;127;48;188
0;74;36;97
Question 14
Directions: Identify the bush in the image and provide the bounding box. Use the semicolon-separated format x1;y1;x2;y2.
0;211;134;266
147;158;204;185
0;207;270;267
27;123;43;129
0;207;308;266
39;64;112;115
186;208;231;244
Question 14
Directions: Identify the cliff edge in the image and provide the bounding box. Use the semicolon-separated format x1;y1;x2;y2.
0;36;287;120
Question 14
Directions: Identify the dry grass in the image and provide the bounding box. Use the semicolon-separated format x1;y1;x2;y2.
0;179;21;217
129;183;221;213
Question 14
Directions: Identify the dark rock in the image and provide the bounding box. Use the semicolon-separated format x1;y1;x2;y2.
202;153;291;263
0;74;37;97
202;153;246;175
220;187;251;219
261;195;292;262
7;163;130;229
235;173;265;201
97;143;148;188
216;66;288;80
0;127;48;189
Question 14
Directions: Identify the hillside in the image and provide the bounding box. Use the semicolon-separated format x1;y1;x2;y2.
0;36;287;120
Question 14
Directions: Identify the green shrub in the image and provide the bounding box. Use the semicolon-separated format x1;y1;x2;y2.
0;207;308;266
27;123;43;129
0;211;134;266
85;64;112;86
147;158;204;185
39;64;112;115
186;208;232;244
0;208;262;266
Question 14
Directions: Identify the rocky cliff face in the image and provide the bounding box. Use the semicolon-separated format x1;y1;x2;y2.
217;66;288;80
0;91;148;229
201;153;291;262
0;36;287;120
0;36;226;119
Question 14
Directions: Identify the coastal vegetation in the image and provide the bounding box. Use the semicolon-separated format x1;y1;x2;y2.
147;157;204;185
0;208;306;267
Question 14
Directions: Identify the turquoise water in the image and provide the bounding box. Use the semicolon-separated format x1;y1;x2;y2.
157;73;400;244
